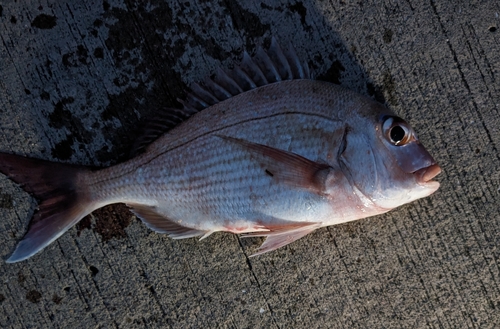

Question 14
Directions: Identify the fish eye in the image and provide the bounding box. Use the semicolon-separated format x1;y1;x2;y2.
382;116;412;146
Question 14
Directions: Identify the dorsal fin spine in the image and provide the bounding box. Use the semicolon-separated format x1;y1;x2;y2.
203;77;232;100
254;47;282;83
241;51;269;86
230;65;257;91
215;67;244;95
269;38;293;80
191;83;219;105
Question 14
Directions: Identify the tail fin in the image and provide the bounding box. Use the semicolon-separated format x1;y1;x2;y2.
0;153;94;263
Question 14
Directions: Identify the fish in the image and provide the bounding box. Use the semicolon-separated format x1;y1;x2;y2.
0;38;441;263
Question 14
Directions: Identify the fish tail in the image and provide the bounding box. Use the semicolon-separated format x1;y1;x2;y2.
0;152;94;263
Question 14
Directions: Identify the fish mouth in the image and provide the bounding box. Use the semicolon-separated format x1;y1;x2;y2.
414;164;441;188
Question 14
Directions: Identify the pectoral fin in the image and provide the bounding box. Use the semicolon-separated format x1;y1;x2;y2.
242;222;321;256
218;136;332;195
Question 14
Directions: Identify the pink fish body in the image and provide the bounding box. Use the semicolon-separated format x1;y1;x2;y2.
0;40;440;262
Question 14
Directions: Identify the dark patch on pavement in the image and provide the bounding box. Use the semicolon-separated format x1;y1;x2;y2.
0;193;13;209
17;271;26;284
51;135;74;160
317;60;346;85
77;205;133;242
49;97;94;158
26;290;42;303
76;216;92;236
31;14;57;29
89;266;99;277
10;16;17;24
225;1;269;49
62;45;90;67
382;70;397;106
289;2;311;31
366;82;386;104
96;2;190;163
52;294;63;304
49;97;76;129
93;47;104;59
40;91;50;100
103;1;110;11
0;293;5;304
383;29;393;43
92;204;132;242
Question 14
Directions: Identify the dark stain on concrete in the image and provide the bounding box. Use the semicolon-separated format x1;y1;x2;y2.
112;74;130;87
366;82;386;104
96;2;188;163
51;135;74;160
17;271;26;284
76;216;92;236
62;45;89;67
0;293;5;304
40;91;50;101
94;47;104;59
383;28;393;43
382;70;397;106
225;1;269;48
49;97;93;159
289;2;311;31
317;60;346;85
26;290;42;303
98;88;147;163
31;14;57;29
103;1;110;12
89;266;99;277
52;294;63;304
77;205;133;242
0;193;13;209
85;204;133;242
49;97;76;129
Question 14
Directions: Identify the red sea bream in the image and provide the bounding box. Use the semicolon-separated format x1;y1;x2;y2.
0;39;440;262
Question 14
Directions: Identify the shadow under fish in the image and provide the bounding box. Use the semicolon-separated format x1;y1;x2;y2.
0;38;441;263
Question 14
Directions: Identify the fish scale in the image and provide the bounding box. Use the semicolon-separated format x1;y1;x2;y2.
0;40;440;262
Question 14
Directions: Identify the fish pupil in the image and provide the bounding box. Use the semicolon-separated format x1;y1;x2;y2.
390;125;406;144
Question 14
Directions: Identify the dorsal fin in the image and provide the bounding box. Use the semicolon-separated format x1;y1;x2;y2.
132;38;310;155
131;107;196;156
179;37;310;114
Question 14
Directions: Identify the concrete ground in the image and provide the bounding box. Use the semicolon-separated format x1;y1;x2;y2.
0;0;499;328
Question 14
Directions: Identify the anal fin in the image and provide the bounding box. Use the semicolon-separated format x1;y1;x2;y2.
128;204;206;239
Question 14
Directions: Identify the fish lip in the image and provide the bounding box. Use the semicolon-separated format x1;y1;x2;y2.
413;163;441;185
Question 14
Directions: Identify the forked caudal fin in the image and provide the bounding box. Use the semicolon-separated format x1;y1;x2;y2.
0;153;93;263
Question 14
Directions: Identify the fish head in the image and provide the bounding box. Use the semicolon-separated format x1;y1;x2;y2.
339;102;441;210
